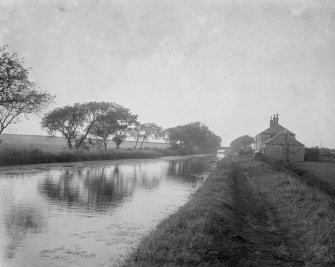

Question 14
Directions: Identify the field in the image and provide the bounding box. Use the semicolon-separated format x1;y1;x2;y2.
0;134;173;167
0;133;169;152
321;155;335;164
292;161;335;194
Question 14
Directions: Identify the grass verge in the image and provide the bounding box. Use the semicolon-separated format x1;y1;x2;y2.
123;160;237;266
238;159;335;265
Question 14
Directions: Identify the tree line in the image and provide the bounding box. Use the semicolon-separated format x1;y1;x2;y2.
41;102;166;150
0;45;221;152
41;102;221;152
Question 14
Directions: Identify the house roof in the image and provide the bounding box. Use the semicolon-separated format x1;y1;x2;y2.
257;124;295;136
264;131;304;146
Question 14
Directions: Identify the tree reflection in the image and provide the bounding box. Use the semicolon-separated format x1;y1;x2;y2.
38;170;81;207
37;159;213;212
133;163;160;190
84;166;136;207
167;159;197;175
38;165;140;212
4;205;45;259
167;158;211;182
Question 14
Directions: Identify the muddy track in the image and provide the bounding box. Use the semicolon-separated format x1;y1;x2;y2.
229;162;304;266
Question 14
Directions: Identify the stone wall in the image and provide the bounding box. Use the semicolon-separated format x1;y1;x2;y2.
264;144;305;162
263;144;283;161
287;145;305;162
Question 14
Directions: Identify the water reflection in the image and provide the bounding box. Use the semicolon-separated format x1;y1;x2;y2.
38;171;81;207
167;157;213;178
38;166;134;212
4;204;45;259
38;159;208;212
84;166;135;208
0;155;218;266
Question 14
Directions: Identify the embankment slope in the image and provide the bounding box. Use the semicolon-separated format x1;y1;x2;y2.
124;157;335;266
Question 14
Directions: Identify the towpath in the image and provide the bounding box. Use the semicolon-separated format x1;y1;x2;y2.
228;158;304;266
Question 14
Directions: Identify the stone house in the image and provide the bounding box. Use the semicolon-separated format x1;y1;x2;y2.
255;114;305;162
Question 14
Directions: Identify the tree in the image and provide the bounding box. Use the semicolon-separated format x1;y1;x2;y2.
129;124;142;149
198;131;222;153
42;102;138;149
90;104;138;150
112;125;128;149
230;135;255;154
111;113;138;149
183;122;209;150
129;123;164;150
138;123;163;150
166;125;187;149
91;116;119;150
0;45;54;133
166;122;221;153
41;104;87;148
74;102;110;149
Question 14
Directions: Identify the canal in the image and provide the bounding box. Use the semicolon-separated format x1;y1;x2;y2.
0;155;219;266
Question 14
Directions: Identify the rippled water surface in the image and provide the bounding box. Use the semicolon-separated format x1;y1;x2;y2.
0;155;218;266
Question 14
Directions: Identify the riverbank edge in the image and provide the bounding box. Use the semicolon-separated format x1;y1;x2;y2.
123;159;236;266
0;147;197;167
123;157;335;266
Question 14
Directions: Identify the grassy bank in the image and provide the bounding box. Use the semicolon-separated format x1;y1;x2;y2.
237;159;335;265
290;161;335;195
124;157;335;266
0;147;187;167
124;160;236;266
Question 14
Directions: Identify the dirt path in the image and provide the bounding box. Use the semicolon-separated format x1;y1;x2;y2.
229;160;304;266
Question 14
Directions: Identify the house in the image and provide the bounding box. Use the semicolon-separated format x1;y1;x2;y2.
255;114;305;162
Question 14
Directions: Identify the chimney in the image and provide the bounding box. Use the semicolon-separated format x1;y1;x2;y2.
273;114;276;125
270;116;273;127
276;114;279;125
273;114;278;125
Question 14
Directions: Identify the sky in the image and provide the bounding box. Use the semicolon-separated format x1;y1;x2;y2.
0;0;335;147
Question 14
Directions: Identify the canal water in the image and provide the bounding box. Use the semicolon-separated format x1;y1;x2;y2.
0;155;218;267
